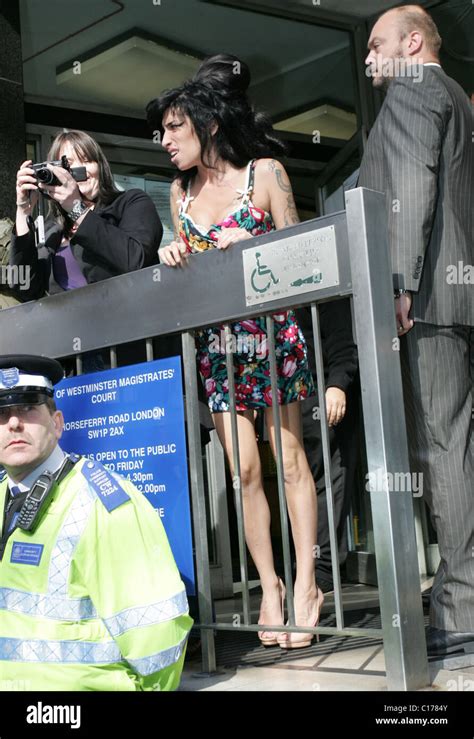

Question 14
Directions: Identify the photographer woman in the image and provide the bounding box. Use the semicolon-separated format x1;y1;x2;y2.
11;129;162;300
147;54;324;649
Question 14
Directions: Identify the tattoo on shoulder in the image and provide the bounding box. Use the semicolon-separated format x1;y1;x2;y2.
268;159;292;193
276;170;292;193
284;195;299;226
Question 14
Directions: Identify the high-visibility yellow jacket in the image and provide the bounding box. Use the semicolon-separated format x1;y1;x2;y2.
0;457;193;691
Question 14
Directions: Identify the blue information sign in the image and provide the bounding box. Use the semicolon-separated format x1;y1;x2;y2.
55;357;195;594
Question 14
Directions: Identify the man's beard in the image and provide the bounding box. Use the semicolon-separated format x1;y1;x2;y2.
373;45;405;91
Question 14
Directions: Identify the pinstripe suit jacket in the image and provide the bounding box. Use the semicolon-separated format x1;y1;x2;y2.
359;66;473;326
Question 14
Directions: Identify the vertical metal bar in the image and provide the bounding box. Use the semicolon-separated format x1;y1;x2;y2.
181;331;216;674
39;132;51;162
346;509;355;553
413;497;428;577
315;185;325;218
311;303;344;630
75;355;83;375
316;186;325;218
223;323;251;625
109;346;117;369
205;430;234;598
266;315;295;626
419;499;433;574
349;27;364;136
145;338;154;362
345;187;429;691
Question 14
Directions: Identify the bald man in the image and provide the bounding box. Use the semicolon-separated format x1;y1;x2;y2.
359;6;474;658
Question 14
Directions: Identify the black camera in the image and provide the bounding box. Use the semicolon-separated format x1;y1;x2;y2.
31;155;87;186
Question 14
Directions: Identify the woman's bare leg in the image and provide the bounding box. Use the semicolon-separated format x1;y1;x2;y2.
265;402;322;636
213;410;283;635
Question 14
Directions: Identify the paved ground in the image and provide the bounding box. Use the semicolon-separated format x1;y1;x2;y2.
180;580;474;692
182;643;474;692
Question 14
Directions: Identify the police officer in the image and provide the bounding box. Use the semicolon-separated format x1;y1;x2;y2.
0;355;192;691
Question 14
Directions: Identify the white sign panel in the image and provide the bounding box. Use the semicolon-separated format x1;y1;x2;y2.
243;225;339;306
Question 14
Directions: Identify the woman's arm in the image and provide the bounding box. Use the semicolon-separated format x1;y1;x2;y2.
170;178;181;242
213;159;299;250
158;179;188;267
257;158;300;230
71;189;163;273
9;230;54;301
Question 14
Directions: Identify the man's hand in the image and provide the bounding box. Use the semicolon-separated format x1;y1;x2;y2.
326;387;346;427
395;292;414;336
38;165;83;213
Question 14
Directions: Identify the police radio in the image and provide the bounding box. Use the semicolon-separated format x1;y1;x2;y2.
16;472;56;531
17;454;80;533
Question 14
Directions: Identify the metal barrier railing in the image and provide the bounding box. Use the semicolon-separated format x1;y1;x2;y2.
0;188;429;690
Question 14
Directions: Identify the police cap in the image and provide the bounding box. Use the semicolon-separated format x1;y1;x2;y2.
0;355;64;408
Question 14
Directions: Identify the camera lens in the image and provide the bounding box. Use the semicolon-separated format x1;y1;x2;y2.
36;168;55;185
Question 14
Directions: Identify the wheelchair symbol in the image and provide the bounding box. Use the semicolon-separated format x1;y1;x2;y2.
250;252;280;294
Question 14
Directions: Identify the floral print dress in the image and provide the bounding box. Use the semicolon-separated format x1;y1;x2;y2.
178;159;315;412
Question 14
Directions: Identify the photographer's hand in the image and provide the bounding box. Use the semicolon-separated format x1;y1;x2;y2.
16;160;40;236
38;165;83;214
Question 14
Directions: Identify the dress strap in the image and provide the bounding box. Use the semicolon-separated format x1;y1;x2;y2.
247;158;257;196
236;159;257;204
178;181;194;215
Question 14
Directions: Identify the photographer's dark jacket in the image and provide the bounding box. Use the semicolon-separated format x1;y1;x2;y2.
10;189;162;301
295;299;358;393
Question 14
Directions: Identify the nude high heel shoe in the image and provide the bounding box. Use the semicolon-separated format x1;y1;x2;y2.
278;586;324;649
258;578;286;647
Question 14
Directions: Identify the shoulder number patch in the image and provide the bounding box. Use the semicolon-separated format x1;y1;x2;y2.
82;460;130;513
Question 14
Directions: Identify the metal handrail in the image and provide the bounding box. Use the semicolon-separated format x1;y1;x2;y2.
0;188;429;690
